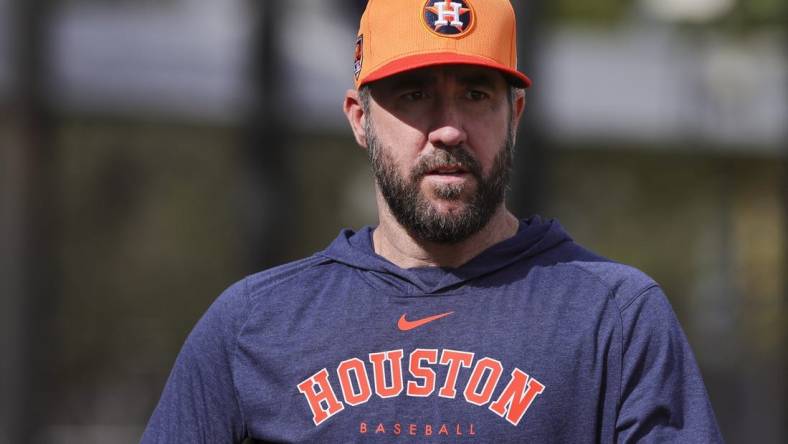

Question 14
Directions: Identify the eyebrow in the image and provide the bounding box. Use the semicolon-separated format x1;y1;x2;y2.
386;73;433;90
456;73;499;88
386;72;499;89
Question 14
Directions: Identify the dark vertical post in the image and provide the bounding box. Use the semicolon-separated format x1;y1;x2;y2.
778;152;788;442
245;0;293;269
1;0;56;441
777;186;788;440
511;0;547;217
345;0;368;23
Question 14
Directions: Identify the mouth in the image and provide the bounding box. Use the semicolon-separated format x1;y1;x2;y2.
426;164;469;176
421;164;473;188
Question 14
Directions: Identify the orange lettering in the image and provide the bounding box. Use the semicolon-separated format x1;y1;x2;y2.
409;424;417;435
359;422;367;434
407;349;438;397
375;423;385;434
369;350;405;398
337;358;372;406
489;369;546;426
297;368;344;426
425;424;432;436
463;357;504;406
439;424;449;435
438;350;474;398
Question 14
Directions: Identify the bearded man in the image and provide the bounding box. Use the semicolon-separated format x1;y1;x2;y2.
142;1;722;442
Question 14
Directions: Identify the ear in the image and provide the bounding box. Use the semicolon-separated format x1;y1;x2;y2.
512;88;526;127
344;89;368;148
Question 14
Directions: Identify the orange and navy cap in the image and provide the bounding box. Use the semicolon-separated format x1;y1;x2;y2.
353;0;531;89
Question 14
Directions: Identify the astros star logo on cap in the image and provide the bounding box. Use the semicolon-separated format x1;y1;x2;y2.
423;0;475;37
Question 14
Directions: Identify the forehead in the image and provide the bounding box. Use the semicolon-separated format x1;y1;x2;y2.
370;65;509;90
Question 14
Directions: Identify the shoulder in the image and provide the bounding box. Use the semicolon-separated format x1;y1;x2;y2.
242;253;336;304
538;240;660;312
194;254;335;341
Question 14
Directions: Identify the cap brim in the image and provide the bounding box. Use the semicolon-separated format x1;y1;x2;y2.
359;52;531;89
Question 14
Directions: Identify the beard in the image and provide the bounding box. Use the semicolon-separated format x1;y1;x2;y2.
366;123;514;244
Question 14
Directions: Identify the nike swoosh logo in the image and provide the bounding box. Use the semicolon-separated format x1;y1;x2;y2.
397;311;454;331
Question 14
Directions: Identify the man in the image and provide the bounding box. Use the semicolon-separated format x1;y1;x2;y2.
143;0;722;442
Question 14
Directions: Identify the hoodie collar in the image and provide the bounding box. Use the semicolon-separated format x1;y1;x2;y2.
320;216;571;295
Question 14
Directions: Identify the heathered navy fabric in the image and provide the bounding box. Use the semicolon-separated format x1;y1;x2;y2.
142;217;722;443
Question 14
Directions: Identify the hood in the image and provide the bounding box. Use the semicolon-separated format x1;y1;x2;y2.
319;216;572;295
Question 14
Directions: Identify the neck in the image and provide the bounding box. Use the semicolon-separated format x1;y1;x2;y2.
372;201;520;269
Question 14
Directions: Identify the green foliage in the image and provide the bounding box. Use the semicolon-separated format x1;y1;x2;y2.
546;0;633;24
741;0;786;25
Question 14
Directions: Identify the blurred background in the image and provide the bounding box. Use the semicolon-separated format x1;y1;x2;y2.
0;0;785;442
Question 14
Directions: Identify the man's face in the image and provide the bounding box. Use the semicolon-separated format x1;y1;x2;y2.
360;65;520;244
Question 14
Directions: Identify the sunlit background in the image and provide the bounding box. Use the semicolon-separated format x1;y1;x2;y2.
0;0;785;442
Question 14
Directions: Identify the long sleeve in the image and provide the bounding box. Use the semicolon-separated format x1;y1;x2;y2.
615;286;723;443
141;279;250;444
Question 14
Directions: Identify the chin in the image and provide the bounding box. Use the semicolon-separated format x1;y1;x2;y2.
423;181;475;200
427;199;473;215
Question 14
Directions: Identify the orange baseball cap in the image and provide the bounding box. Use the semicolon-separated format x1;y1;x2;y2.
353;0;531;89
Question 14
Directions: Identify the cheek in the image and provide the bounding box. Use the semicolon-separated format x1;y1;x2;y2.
467;120;510;169
370;117;427;168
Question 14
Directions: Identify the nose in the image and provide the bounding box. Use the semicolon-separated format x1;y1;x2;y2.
427;97;467;148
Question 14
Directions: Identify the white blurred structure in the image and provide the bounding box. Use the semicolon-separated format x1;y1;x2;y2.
50;0;254;123
539;25;787;150
641;0;736;23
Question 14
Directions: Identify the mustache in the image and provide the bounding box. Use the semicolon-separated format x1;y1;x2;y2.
411;148;482;180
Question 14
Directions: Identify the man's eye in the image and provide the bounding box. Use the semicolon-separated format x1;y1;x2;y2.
467;90;489;101
402;91;428;101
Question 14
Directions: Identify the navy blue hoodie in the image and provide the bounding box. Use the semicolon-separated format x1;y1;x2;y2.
142;217;722;443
